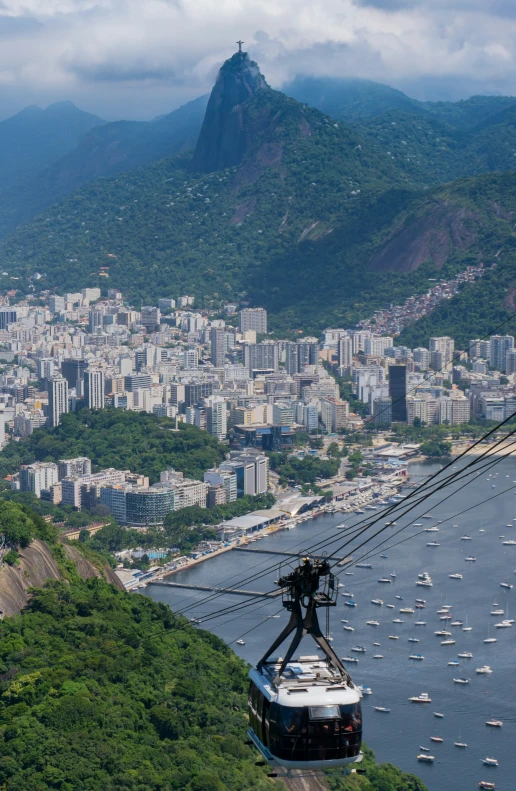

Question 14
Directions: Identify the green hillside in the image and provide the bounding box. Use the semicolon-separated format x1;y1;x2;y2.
0;410;225;484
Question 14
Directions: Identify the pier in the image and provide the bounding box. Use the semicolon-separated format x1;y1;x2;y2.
234;547;352;565
150;581;280;598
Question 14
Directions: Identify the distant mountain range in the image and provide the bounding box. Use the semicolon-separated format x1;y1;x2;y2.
1;59;516;341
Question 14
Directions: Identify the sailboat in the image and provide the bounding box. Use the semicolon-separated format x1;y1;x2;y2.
454;730;468;748
462;615;472;632
484;625;497;644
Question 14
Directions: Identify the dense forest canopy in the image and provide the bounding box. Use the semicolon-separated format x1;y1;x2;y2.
0;410;226;484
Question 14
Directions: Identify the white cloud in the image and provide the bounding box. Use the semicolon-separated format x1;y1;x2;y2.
0;0;514;118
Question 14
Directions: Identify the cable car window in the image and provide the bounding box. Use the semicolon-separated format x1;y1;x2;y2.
340;703;362;732
276;706;305;735
256;691;264;743
309;705;340;720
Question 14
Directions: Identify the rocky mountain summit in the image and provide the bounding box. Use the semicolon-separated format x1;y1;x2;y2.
189;49;268;173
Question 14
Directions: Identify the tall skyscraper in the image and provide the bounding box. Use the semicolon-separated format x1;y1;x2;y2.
429;336;455;371
61;358;88;389
285;343;299;375
210;327;226;367
84;369;105;410
240;307;267;334
49;377;69;427
338;336;353;369
388;365;407;423
489;335;514;372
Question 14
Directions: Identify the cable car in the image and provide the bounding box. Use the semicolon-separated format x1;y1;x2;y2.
247;556;363;776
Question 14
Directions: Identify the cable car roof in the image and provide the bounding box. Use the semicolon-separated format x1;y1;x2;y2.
250;656;360;707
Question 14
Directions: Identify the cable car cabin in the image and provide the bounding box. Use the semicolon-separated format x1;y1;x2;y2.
248;655;362;771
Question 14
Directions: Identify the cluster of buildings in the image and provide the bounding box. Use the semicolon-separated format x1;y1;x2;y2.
13;449;269;527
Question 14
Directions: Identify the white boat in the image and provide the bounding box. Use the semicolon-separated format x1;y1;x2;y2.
458;652;473;658
388;635;399;640
490;609;504;616
484;637;497;644
435;630;451;636
433;712;444;718
408;637;420;643
441;639;456;645
426;542;440;547
393;618;404;624
358;685;372;695
409;692;432;703
378;578;392;583
236;639;245;645
416;580;433;587
341;656;359;663
415;598;426;604
449;573;463;580
400;607;414;614
343;626;354;632
481;757;498;766
454;741;468;748
502;539;516;545
342;591;354;598
424;526;440;532
451;620;463;626
415;620;427;626
453;678;470;684
486;720;502;727
500;582;513;589
476;665;493;674
374;706;390;712
461;535;472;540
448;660;460;666
417;754;434;762
465;556;477;561
495;621;512;628
386;604;395;609
356;562;372;568
367;620;380;627
409;654;425;660
371;598;383;605
351;646;367;653
373;654;384;659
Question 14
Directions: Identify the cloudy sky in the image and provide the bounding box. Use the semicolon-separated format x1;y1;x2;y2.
0;0;514;120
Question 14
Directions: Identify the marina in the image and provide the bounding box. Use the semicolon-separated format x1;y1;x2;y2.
145;458;516;791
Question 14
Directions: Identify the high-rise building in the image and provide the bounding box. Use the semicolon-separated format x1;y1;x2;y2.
388;365;407;423
240;307;267;334
273;402;295;426
413;348;430;369
203;469;237;502
88;308;104;333
210;327;226;367
49;296;65;314
285;343;299;375
244;342;279;375
206;398;228;440
297;340;318;369
140;306;161;332
489;335;514;372
429;336;455;371
184;382;213;407
48;377;69;427
37;357;55;383
505;349;516;375
19;462;59;497
338;336;353;370
58;457;92;480
364;336;393;357
372;396;392;427
183;349;199;370
0;308;17;329
124;374;153;392
84;369;105;410
158;298;176;311
61;359;88;389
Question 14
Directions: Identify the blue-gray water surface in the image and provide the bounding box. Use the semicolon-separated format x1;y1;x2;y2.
145;458;516;790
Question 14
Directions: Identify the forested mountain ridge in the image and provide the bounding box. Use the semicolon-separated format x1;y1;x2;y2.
0;101;105;193
0;95;208;238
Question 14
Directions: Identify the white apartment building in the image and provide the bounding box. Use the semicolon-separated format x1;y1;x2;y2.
429;336;455;371
240;308;267;334
203;469;238;502
48;376;69;427
61;468;127;508
19;462;59;498
364;336;393;357
85;368;105;410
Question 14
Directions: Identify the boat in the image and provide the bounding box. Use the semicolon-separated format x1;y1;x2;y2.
430;736;443;743
465;556;477;561
388;635;399;640
451;620;464;626
454;742;468;748
461;535;472;540
341;656;359;663
435;630;451;636
440;614;453;620
457;652;473;658
351;646;367;653
378;578;392;584
426;542;440;547
490;609;504;616
374;706;390;712
415;599;426;604
236;639;246;645
433;712;444;718
421;515;433;519
344;600;357;607
478;782;496;790
495;621;512;628
373;642;380;646
343;626;354;632
400;607;414;614
417;754;434;762
449;573;463;580
408;637;420;643
424;526;440;533
453;678;470;684
367;620;380;627
413;523;423;527
441;639;456;645
409;654;425;660
395;594;403;600
386;604;395;609
502;539;516;545
415;603;426;609
448;660;460;666
419;746;430;752
380;553;388;558
476;666;493;674
409;692;432;703
416;580;433;587
484;637;497;643
371;598;383;605
356;562;372;568
500;582;513;589
485;720;503;727
373;654;384;659
342;591;354;598
418;572;432;579
358;685;372;695
415;620;427;626
481;757;498;766
392;618;404;624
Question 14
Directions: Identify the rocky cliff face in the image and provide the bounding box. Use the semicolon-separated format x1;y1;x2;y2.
189;50;268;173
0;538;123;616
